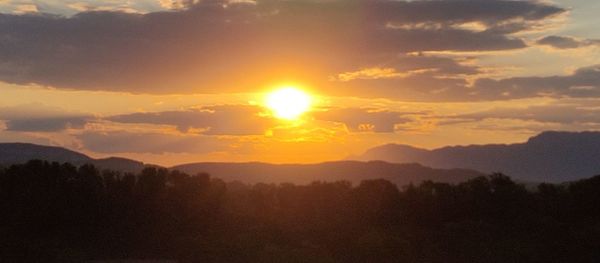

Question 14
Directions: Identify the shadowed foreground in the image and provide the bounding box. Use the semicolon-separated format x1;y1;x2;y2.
1;160;599;262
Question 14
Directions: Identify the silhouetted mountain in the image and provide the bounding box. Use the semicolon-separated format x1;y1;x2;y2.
356;131;600;182
172;161;483;186
0;143;482;185
0;143;90;164
0;143;147;173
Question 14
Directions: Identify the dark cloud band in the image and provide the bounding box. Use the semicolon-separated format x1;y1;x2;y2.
0;0;565;98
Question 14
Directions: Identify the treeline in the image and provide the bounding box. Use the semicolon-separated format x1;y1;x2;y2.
0;160;599;262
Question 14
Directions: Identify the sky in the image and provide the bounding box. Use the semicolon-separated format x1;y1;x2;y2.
0;0;600;166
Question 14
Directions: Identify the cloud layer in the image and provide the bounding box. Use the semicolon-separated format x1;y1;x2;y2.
0;104;91;132
312;108;412;133
107;105;416;135
472;65;600;100
77;131;227;154
0;0;566;101
108;105;275;135
537;35;600;49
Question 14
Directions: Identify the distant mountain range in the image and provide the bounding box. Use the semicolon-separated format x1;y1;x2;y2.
355;131;600;182
0;143;483;186
3;131;600;184
172;161;483;186
0;143;145;173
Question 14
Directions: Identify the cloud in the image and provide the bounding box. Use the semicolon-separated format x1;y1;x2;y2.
0;0;564;95
0;1;168;15
0;129;53;145
447;104;600;126
332;54;480;82
3;117;88;132
392;54;480;75
0;104;92;132
158;0;198;10
537;35;600;49
107;105;276;135
107;104;413;134
13;4;38;14
472;65;600;100
334;64;598;101
312;108;412;133
77;130;228;154
367;0;563;25
314;63;600;102
329;71;471;101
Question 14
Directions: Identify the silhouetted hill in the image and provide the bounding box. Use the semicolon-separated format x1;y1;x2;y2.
0;143;147;173
356;131;600;182
0;143;90;164
0;143;482;185
171;161;484;186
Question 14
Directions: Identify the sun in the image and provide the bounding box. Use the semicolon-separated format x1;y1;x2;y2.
265;86;312;120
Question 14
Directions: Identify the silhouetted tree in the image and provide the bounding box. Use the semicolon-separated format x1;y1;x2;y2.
1;160;599;262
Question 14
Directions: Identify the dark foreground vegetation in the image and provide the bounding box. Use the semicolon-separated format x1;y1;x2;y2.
1;160;599;262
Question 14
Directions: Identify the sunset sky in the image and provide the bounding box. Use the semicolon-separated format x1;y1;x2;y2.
1;0;600;166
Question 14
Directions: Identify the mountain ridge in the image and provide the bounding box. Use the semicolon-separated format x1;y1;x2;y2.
356;131;600;182
0;143;146;173
3;131;599;184
0;142;484;186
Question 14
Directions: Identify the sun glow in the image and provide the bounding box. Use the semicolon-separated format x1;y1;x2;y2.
265;86;312;120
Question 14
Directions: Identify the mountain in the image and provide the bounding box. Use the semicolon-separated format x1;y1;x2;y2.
0;143;483;186
0;143;146;173
356;131;600;182
171;161;484;186
0;143;90;164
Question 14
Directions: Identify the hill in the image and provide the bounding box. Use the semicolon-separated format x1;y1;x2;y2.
0;143;90;164
0;143;483;185
171;161;484;186
356;131;600;182
0;143;146;173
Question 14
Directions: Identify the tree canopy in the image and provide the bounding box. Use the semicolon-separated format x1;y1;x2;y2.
0;160;599;262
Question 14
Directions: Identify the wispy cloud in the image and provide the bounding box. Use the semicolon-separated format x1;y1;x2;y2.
537;35;600;49
0;104;92;132
107;105;276;135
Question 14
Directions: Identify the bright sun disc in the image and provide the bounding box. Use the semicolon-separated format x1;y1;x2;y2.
266;87;312;120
